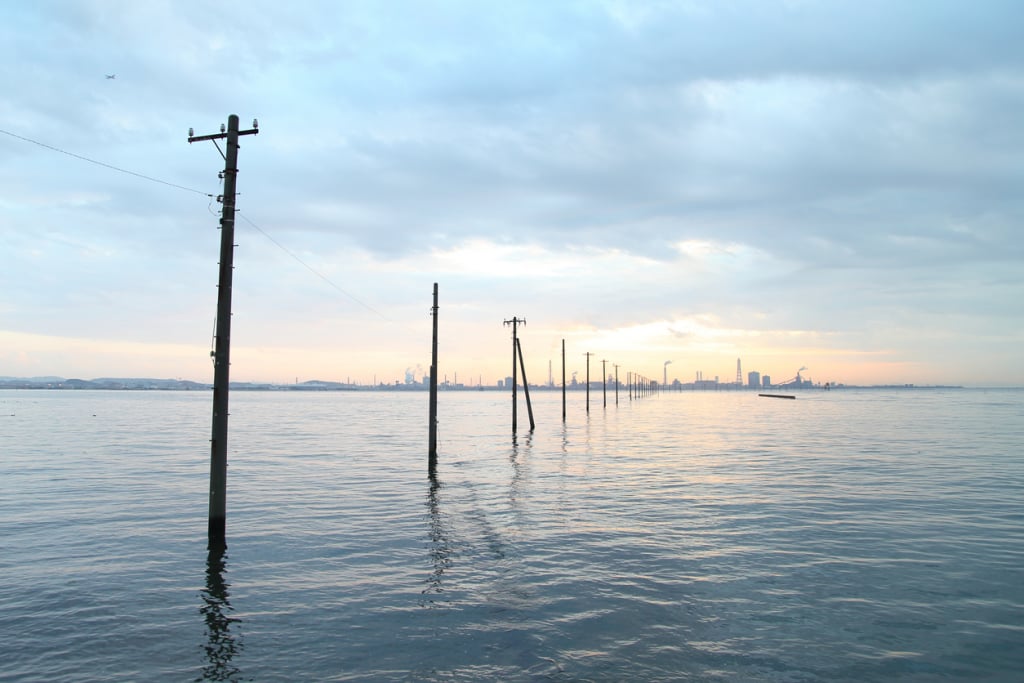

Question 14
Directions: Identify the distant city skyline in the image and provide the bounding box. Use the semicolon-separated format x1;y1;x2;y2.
0;353;975;390
2;2;1021;388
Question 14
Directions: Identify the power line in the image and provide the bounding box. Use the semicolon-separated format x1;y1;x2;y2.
0;127;211;196
3;125;394;325
237;212;390;321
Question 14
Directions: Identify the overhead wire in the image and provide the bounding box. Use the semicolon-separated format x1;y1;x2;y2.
236;212;391;321
0;127;212;196
1;125;393;323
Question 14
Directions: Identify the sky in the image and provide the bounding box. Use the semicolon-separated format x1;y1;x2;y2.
1;0;1022;388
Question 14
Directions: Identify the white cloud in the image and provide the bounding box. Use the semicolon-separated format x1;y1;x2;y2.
1;0;1021;385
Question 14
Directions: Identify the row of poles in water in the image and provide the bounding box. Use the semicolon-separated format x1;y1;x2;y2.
427;283;660;477
502;318;660;432
194;117;661;547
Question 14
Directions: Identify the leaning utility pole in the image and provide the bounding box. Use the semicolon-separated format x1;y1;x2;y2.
189;114;259;550
516;338;536;431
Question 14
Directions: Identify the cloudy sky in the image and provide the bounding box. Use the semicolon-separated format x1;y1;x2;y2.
2;0;1022;387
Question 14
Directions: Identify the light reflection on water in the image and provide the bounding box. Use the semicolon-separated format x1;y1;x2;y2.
0;388;1022;681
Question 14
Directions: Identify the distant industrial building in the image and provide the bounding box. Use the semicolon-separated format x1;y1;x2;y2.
748;371;760;388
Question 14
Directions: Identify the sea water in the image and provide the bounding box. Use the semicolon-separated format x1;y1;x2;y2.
0;388;1021;682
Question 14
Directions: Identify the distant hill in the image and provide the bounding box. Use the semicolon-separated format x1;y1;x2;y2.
0;377;210;390
0;377;367;391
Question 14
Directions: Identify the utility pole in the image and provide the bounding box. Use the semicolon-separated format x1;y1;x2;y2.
503;317;525;432
584;352;593;414
516;338;536;431
561;339;566;422
428;283;439;474
189;114;259;550
614;363;619;405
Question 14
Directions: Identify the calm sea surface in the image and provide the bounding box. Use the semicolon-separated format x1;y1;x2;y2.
0;388;1021;682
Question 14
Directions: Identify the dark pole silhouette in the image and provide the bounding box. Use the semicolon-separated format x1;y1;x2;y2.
561;339;566;422
428;283;439;474
584;352;594;414
516;338;536;431
503;317;525;432
189;114;258;550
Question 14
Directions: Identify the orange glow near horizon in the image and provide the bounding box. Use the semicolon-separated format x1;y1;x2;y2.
0;327;1009;388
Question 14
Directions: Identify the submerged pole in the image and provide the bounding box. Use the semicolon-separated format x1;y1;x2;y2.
516;338;536;430
208;117;239;549
189;114;259;549
503;317;525;432
428;283;439;473
511;323;517;432
585;352;593;414
561;339;566;422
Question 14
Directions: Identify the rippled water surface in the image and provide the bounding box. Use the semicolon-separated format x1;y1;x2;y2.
1;388;1022;681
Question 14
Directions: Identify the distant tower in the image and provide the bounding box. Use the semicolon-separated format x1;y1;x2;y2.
736;358;742;385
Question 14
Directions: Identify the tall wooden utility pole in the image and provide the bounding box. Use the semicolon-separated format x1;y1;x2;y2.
189;114;259;550
504;317;525;432
428;283;439;474
561;339;566;422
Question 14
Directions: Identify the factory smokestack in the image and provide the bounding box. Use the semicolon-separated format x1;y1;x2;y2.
663;360;672;386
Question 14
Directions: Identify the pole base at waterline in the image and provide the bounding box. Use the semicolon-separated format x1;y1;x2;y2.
208;517;227;551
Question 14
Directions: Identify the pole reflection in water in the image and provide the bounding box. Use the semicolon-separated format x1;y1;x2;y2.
198;546;244;682
508;431;532;506
422;474;453;607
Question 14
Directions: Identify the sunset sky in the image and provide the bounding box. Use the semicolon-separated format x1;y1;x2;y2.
2;1;1022;387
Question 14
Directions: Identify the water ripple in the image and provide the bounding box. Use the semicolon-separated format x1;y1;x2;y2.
1;389;1022;681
